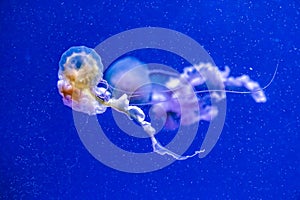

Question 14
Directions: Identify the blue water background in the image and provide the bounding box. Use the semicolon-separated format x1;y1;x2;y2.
0;0;299;199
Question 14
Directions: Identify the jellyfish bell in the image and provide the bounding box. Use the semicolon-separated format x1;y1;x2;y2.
58;46;104;89
104;57;153;104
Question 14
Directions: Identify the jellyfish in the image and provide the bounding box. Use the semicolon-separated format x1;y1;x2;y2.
57;46;107;115
104;56;266;130
57;46;267;160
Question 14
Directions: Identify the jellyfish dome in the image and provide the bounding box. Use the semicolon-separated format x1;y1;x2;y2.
58;46;104;88
104;57;152;104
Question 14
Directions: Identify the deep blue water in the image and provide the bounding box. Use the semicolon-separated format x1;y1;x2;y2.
1;0;299;199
